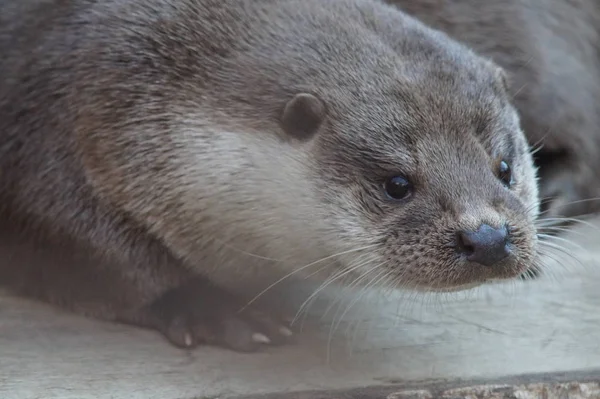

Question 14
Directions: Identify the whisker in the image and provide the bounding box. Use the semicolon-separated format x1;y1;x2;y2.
537;240;588;272
538;233;586;252
240;243;378;311
316;255;381;322
296;252;379;325
328;265;389;329
535;250;574;281
344;269;397;357
540;196;600;210
535;198;600;226
511;82;528;100
530;142;545;156
295;263;368;333
326;266;390;362
536;215;600;231
292;257;377;325
536;225;587;237
211;238;282;262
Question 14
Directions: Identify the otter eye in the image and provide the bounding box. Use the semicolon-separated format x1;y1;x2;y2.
498;160;513;187
384;176;413;200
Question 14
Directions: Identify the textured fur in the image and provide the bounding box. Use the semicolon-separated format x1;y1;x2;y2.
0;0;540;350
387;0;600;220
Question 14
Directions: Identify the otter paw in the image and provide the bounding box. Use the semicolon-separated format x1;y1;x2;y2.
148;279;293;352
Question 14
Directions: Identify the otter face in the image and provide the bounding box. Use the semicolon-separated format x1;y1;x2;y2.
272;2;540;291
303;65;538;292
310;83;540;291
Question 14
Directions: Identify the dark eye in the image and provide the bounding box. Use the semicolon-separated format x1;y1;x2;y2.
384;176;413;200
498;160;513;187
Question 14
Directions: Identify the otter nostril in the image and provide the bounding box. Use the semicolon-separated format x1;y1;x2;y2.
455;224;510;267
455;233;475;256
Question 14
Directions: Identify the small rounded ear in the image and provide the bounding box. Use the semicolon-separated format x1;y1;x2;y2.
280;93;327;140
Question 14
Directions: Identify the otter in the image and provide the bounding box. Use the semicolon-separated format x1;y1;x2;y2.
0;0;540;352
386;0;600;222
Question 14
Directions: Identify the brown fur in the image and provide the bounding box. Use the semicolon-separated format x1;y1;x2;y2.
386;0;600;220
0;0;540;351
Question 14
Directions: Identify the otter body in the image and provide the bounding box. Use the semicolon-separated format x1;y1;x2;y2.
0;0;540;351
388;0;600;219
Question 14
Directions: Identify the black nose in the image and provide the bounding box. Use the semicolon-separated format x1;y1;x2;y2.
456;224;510;267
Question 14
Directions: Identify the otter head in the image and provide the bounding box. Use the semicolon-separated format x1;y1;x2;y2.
264;0;540;291
302;72;540;291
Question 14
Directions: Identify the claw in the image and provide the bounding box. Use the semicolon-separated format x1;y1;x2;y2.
184;333;193;347
252;333;271;344
279;326;293;337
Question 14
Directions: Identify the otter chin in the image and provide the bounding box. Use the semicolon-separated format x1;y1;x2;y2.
0;0;539;352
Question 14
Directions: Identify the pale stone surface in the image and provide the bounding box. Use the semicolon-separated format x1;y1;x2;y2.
441;382;600;399
1;218;600;399
386;382;600;399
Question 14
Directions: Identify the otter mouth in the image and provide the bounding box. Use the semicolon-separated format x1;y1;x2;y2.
406;259;533;294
